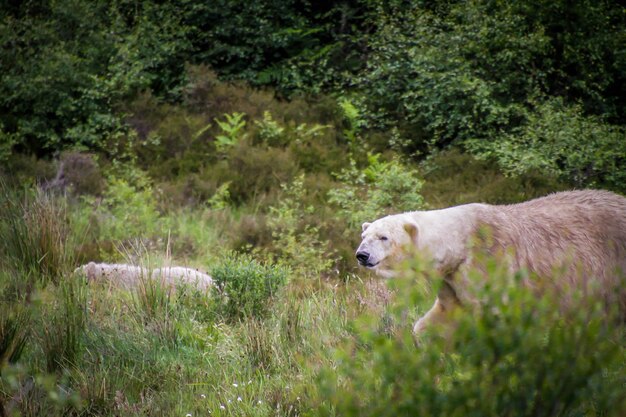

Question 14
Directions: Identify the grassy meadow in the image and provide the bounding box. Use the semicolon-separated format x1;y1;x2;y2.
2;1;626;415
1;73;624;416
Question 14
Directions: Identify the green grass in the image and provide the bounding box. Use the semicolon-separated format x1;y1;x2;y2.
1;130;624;416
0;188;366;416
1;189;625;416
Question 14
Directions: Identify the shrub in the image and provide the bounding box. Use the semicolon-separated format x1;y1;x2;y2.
211;253;290;321
268;174;337;277
0;154;56;187
0;1;193;157
254;111;286;146
315;257;626;417
127;96;214;178
419;148;567;207
352;0;625;154
287;121;345;174
56;152;105;196
200;140;298;205
329;154;425;229
214;112;247;153
182;65;341;127
465;98;626;192
352;4;539;148
92;175;163;243
0;127;18;164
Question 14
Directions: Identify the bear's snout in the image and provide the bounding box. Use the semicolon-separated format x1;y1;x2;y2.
356;251;370;266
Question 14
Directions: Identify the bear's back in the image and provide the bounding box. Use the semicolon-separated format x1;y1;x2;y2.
476;190;626;284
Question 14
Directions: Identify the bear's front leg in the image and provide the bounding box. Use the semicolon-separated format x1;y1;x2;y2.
413;298;447;334
413;280;460;335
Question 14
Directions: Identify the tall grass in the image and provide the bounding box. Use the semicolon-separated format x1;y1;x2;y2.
0;185;74;289
0;306;30;367
41;277;88;373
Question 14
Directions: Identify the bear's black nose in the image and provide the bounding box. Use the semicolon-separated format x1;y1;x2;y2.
356;251;370;265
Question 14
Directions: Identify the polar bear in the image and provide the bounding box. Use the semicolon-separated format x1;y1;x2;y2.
75;262;213;291
355;190;626;334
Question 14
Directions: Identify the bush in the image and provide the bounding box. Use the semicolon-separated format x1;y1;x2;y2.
211;253;290;321
315;257;626;417
0;1;192;157
268;174;337;278
419;148;567;207
212;140;298;205
352;3;542;148
127;95;214;179
56;152;105;196
465;99;626;192
352;0;625;154
85;174;163;244
329;154;425;229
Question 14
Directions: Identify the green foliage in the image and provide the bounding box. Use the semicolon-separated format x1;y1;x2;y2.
466;99;626;191
209;140;298;205
254;111;286;146
0;126;18;164
0;0;191;156
268;174;337;277
188;0;312;79
316;259;626;417
354;2;545;147
187;1;366;94
90;175;163;242
214;112;247;153
206;182;232;210
126;72;345;206
419;149;567;207
338;97;368;154
3;0;625;199
329;154;425;228
127;92;215;178
510;0;626;117
352;0;625;158
211;253;290;321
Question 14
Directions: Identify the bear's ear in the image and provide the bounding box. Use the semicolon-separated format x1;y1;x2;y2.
404;221;419;244
362;222;372;232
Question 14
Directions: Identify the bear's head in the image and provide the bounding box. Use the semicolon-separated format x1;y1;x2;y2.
355;214;419;278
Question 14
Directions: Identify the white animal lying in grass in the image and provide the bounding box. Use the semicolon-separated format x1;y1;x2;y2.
355;190;626;334
75;262;213;291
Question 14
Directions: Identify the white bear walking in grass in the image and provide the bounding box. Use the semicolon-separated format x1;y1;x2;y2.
356;190;626;334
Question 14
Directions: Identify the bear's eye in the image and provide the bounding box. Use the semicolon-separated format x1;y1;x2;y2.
380;236;388;241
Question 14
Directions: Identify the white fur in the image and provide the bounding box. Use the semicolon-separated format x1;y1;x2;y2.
75;262;213;291
357;205;484;277
356;190;626;335
151;266;213;291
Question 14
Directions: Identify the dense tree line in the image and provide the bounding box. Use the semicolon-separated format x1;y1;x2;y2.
1;0;624;189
